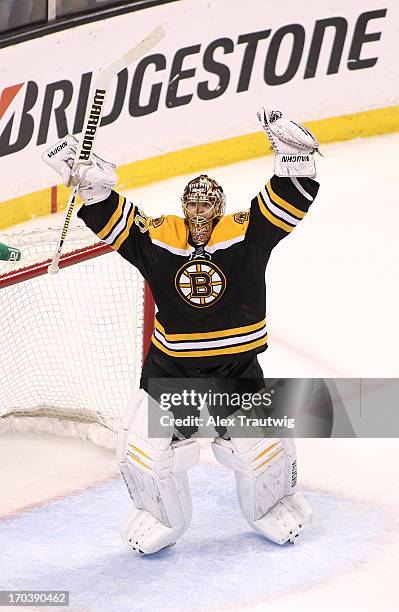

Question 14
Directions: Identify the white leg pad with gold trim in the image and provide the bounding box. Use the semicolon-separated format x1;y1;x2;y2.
212;436;311;544
118;389;200;554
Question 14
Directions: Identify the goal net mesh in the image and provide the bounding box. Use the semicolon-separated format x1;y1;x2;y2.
0;225;150;447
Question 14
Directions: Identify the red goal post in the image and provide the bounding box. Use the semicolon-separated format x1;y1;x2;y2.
0;226;155;448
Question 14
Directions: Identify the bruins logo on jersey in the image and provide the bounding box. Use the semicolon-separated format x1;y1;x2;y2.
234;211;250;224
175;260;226;308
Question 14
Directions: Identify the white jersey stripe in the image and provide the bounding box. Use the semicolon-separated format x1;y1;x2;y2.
260;186;299;226
205;234;245;254
103;199;133;245
154;325;267;351
150;239;194;257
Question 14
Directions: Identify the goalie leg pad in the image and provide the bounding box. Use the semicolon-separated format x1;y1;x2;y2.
118;389;200;554
212;436;311;544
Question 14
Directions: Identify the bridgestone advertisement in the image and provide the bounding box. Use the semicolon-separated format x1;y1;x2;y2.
0;0;396;201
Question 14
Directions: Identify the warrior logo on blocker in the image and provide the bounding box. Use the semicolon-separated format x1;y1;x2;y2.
175;260;226;308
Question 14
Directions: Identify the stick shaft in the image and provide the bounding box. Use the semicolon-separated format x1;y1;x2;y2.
74;25;165;169
47;187;78;274
47;25;165;274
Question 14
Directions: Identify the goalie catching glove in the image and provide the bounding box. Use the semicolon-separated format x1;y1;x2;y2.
41;135;117;205
257;107;320;178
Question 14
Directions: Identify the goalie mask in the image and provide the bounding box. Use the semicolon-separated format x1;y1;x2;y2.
181;175;226;245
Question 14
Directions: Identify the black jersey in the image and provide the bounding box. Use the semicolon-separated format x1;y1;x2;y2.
77;175;319;366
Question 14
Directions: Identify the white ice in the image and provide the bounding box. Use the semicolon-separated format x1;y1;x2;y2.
1;133;399;611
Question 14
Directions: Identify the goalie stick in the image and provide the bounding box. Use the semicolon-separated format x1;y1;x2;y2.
47;25;166;274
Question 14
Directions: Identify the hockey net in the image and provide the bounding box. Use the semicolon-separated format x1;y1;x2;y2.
0;225;154;449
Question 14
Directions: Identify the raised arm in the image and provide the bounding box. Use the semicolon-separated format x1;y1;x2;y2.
247;108;320;250
42;136;151;271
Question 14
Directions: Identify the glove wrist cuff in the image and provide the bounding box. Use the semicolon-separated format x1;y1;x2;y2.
274;153;316;178
78;186;112;206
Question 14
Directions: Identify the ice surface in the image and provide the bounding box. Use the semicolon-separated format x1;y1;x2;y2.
0;465;394;612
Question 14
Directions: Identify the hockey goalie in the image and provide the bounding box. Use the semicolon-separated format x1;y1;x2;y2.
43;108;319;555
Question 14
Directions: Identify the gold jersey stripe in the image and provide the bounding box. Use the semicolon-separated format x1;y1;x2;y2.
147;215;189;250
97;194;125;239
151;335;267;358
207;213;249;246
266;181;306;219
257;194;293;233
112;206;136;251
154;317;266;341
146;212;248;251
